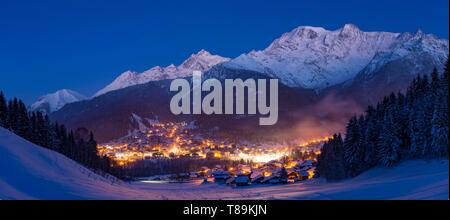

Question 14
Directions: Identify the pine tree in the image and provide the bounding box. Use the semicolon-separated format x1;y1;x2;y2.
29;111;39;144
13;100;31;139
67;131;76;159
430;61;449;157
430;68;440;99
317;139;333;179
317;134;347;180
362;105;380;167
331;134;346;179
87;132;100;168
431;95;449;156
343;116;363;177
408;74;432;157
57;124;69;155
7;99;19;131
396;92;410;153
378;111;401;166
0;91;7;127
317;58;450;181
43;115;55;149
77;138;87;165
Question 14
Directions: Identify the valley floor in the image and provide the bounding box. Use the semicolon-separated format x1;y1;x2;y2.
119;159;450;200
1;128;448;200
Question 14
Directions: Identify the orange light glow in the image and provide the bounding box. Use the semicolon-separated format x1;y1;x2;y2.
262;170;272;177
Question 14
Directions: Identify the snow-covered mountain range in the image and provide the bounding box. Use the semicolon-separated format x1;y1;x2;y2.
93;24;447;97
94;49;230;97
47;24;448;143
30;89;86;114
225;24;448;89
39;24;447;104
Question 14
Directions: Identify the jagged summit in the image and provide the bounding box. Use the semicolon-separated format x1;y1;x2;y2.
94;50;230;97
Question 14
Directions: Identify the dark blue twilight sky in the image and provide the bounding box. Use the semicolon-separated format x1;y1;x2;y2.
0;0;448;103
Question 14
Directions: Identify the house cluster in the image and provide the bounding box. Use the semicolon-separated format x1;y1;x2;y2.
97;120;328;182
98;121;295;166
201;159;316;186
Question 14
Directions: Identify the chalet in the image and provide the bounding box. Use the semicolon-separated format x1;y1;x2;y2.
189;172;198;178
299;170;310;181
261;175;276;184
287;171;300;182
250;174;265;184
197;166;211;177
212;170;232;181
226;177;235;185
300;160;314;169
261;174;288;184
234;175;250;186
176;172;190;179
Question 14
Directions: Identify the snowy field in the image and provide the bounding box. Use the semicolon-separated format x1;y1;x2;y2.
0;128;448;200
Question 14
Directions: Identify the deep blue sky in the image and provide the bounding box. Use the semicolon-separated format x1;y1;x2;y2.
1;0;448;104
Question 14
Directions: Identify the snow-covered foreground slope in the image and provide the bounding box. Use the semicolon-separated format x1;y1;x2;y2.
0;127;448;200
0;127;157;199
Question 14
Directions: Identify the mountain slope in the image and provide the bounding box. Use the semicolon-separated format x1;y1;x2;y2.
0;127;145;199
52;25;447;143
51;68;327;143
94;50;230;97
0;127;447;199
30;89;86;114
93;24;447;99
327;31;449;106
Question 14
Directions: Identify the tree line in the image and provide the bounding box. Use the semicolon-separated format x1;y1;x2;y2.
317;59;449;181
0;94;112;175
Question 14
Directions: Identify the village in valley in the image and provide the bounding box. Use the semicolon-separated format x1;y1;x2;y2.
96;120;328;186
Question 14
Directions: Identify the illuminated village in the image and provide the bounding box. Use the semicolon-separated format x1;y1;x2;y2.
97;121;330;186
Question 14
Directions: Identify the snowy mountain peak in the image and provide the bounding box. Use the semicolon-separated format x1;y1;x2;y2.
341;23;361;32
30;89;86;114
415;29;425;37
266;26;327;51
338;23;362;38
180;49;230;71
114;71;138;83
118;70;137;79
225;24;448;89
196;49;211;56
94;50;230;97
94;25;447;97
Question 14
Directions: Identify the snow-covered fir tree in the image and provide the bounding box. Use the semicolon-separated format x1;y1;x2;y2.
317;57;449;181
